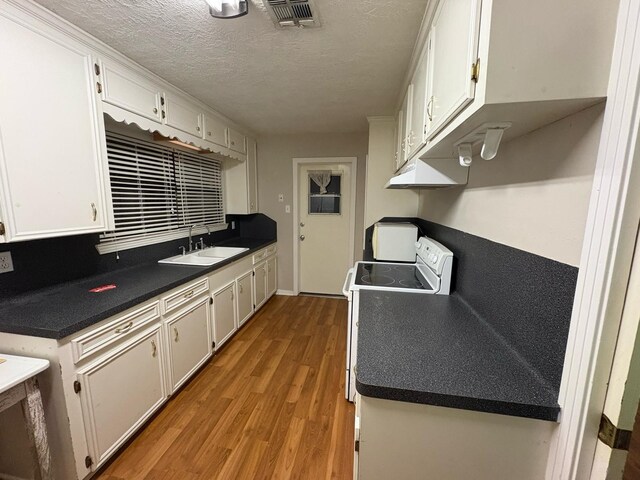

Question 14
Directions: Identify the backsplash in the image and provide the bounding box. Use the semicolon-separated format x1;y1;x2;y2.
0;214;276;299
364;217;577;392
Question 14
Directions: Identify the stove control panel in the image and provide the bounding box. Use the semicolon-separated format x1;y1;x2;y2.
416;237;453;275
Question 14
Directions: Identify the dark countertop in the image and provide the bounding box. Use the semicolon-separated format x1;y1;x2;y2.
0;238;275;340
355;290;560;421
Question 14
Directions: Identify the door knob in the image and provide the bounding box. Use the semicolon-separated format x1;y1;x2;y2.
299;235;305;241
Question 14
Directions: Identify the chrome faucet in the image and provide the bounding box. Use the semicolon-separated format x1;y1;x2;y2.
188;224;211;251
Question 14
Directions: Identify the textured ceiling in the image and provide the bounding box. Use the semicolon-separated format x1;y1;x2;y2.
33;0;427;134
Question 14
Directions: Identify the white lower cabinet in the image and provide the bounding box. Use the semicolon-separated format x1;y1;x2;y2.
237;271;254;327
253;261;268;311
267;255;277;298
77;325;166;469
212;281;237;349
165;296;212;391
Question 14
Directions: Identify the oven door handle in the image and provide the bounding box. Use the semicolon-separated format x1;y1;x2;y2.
342;268;355;297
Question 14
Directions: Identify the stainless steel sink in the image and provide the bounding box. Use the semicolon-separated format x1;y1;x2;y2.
158;246;249;266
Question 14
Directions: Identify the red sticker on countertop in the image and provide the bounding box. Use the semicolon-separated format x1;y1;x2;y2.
89;284;117;293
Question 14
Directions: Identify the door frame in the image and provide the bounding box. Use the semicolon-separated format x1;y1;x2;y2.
546;1;640;478
292;157;357;296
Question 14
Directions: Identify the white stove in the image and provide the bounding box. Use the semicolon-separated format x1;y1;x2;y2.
341;236;454;401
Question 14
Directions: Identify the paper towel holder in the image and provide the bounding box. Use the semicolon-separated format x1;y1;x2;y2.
454;122;512;166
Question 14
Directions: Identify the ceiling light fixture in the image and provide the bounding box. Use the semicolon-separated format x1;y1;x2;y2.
205;0;248;19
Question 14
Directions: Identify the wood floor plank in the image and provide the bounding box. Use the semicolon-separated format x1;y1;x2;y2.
94;295;354;480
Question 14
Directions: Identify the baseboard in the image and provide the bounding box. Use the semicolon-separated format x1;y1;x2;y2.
276;289;296;296
0;474;30;480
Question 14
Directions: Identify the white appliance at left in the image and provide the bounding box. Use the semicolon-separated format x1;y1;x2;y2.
342;236;454;402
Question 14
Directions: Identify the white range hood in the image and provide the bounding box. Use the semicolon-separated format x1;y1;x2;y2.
386;158;469;189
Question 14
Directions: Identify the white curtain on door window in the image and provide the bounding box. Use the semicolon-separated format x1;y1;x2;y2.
309;170;332;194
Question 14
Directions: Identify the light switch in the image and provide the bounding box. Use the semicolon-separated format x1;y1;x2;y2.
285;205;291;213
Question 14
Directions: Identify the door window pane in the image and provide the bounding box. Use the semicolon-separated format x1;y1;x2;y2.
309;174;341;214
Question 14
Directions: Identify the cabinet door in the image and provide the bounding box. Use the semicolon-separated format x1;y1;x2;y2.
100;60;162;122
247;138;258;213
407;45;430;159
399;86;413;167
77;326;166;469
426;0;481;138
237;271;254;327
212;282;237;349
253;262;268;310
202;113;228;148
0;15;110;241
227;128;246;154
166;297;212;391
163;93;202;137
394;111;404;172
266;256;277;299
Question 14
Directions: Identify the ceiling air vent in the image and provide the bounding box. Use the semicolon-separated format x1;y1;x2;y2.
262;0;321;28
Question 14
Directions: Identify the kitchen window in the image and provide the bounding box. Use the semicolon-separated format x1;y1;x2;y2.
98;132;225;253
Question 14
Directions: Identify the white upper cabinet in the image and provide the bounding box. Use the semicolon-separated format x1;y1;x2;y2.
0;9;112;242
396;87;413;170
224;136;259;214
425;0;480;140
163;93;202;138
406;39;432;159
227;128;247;155
99;60;162;122
202;113;228;148
397;0;616;161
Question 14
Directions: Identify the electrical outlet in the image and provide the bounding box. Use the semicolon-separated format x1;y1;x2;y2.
285;205;291;213
278;194;284;202
0;251;14;273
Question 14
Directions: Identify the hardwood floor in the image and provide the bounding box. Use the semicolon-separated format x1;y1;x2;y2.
95;295;354;480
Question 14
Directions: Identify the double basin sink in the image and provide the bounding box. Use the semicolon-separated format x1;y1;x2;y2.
158;246;249;267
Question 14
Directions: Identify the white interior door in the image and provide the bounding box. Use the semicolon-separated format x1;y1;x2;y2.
298;161;353;295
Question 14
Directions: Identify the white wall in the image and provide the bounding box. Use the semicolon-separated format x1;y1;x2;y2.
257;132;369;292
418;103;605;266
364;117;419;230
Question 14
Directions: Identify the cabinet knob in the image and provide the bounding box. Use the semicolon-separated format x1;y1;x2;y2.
151;340;157;357
153;107;158;114
207;131;212;136
299;235;305;241
196;126;201;132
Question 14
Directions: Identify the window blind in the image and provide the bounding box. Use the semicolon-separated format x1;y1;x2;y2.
175;150;225;227
99;132;226;253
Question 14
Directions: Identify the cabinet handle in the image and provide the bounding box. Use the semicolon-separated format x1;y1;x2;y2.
184;290;194;299
427;96;434;122
91;203;97;221
151;340;157;357
96;82;102;94
115;321;133;334
153;107;158;114
231;141;235;146
240;284;243;293
174;327;179;342
231;290;234;301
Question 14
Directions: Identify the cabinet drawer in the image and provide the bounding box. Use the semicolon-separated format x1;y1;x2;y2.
227;128;246;154
252;249;267;265
71;301;160;364
161;278;209;315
